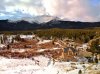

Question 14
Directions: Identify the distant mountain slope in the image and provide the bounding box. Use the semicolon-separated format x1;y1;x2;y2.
0;20;100;31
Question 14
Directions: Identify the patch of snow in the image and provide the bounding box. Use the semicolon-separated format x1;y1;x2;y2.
37;49;48;52
92;64;100;70
11;49;26;53
0;44;6;48
37;40;52;44
20;35;34;39
53;48;61;50
37;48;61;52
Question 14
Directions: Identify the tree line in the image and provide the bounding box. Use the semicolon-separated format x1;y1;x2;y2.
0;28;100;43
34;28;100;43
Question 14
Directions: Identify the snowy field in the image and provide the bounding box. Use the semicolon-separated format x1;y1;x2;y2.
0;56;100;74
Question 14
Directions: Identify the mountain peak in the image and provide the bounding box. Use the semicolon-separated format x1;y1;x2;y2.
0;20;100;31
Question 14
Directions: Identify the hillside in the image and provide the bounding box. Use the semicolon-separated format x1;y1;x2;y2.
0;20;100;31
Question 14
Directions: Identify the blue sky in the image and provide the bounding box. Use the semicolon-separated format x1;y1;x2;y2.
0;0;100;22
91;0;99;5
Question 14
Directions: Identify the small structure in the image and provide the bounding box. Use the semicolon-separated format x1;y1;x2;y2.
63;47;78;62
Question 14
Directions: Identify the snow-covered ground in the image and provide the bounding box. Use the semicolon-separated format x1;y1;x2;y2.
0;56;100;74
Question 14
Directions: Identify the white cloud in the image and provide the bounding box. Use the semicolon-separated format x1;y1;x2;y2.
0;0;100;22
42;0;100;22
